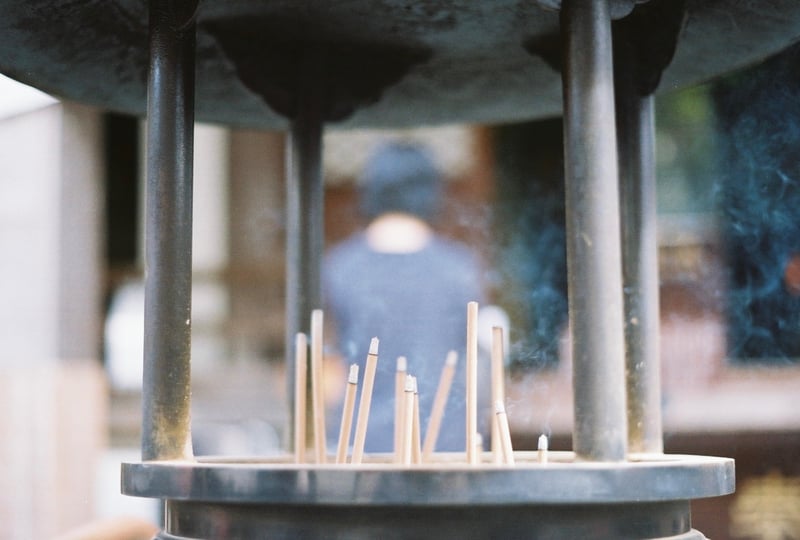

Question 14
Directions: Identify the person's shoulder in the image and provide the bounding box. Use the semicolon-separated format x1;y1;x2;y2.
325;233;374;274
326;233;367;259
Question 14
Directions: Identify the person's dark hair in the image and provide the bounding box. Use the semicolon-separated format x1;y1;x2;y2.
359;142;442;222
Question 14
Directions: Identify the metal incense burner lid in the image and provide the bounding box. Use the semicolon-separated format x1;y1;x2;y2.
2;1;800;128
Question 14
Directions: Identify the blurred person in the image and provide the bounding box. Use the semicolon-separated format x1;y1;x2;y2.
323;141;488;453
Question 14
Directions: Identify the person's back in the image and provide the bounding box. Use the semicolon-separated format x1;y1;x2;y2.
325;232;482;452
323;142;484;453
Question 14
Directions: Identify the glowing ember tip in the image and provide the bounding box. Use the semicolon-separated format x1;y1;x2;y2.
538;434;549;452
369;337;379;355
348;364;359;384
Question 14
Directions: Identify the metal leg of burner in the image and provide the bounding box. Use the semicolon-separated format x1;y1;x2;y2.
616;69;664;455
284;52;325;451
560;0;628;462
142;0;199;462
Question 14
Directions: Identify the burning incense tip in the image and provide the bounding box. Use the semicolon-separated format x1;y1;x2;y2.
538;434;549;464
348;364;359;384
494;400;506;415
445;350;457;366
368;337;380;356
404;374;416;393
396;356;407;372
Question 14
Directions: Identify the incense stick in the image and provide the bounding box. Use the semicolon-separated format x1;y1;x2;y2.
466;301;479;465
310;310;326;463
422;350;457;461
495;400;514;465
538;434;549;465
294;332;308;464
412;380;422;464
336;364;359;464
474;432;484;462
394;356;407;461
351;337;380;464
402;375;416;466
490;326;505;464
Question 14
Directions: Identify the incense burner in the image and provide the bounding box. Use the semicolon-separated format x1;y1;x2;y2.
5;0;796;538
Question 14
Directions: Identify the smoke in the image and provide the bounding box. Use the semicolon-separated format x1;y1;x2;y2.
492;119;569;371
711;43;800;363
494;198;568;370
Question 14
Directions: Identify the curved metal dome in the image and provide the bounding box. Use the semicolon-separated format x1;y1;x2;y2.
2;1;798;128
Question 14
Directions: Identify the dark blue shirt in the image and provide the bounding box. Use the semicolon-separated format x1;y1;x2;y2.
324;233;484;453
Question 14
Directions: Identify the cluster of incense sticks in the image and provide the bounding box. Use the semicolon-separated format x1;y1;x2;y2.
293;302;547;466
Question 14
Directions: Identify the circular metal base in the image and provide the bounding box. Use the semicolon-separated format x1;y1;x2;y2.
123;453;733;539
157;500;708;540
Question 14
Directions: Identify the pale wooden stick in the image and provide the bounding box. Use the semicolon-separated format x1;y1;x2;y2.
412;381;422;464
336;364;359;464
310;310;326;463
294;332;308;464
393;356;407;461
466;301;479;465
538;434;549;465
402;375;416;466
495;400;515;465
474;432;484;463
422;351;457;461
491;326;506;464
351;337;380;464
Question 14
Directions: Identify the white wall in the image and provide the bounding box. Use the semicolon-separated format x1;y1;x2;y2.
0;96;108;537
0;104;63;364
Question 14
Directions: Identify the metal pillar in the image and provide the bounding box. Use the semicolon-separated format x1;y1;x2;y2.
561;0;627;461
616;66;664;454
612;0;687;456
142;0;198;461
285;52;325;449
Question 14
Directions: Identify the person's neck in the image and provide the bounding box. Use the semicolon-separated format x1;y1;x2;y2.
365;212;432;253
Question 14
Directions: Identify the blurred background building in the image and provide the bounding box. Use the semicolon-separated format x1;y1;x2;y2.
1;40;799;539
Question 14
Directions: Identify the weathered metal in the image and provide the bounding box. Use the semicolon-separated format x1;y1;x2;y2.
141;0;198;462
2;1;800;128
284;52;326;448
121;453;735;539
613;0;684;455
618;89;664;455
561;0;627;462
